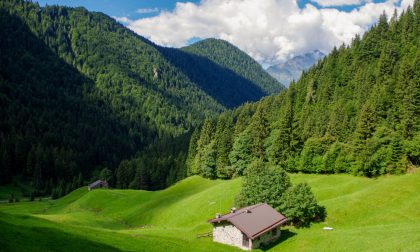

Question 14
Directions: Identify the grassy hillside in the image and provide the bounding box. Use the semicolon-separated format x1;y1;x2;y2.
1;172;419;251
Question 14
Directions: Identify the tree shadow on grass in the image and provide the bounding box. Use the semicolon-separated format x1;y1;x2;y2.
260;229;297;251
0;213;121;252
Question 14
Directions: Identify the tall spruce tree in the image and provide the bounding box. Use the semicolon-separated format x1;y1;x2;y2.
249;102;269;160
186;128;200;175
229;130;253;176
193;118;215;175
215;114;234;178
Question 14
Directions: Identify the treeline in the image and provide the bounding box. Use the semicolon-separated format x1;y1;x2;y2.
187;5;420;178
114;134;190;191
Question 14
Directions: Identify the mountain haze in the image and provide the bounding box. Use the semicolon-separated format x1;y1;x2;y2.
267;50;325;87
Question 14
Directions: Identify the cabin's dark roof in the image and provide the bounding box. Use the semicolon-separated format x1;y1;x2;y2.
89;180;105;188
208;203;287;239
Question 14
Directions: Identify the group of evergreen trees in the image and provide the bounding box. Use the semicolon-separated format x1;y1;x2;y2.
0;0;281;197
187;4;419;179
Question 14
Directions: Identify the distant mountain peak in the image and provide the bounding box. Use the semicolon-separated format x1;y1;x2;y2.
267;50;325;87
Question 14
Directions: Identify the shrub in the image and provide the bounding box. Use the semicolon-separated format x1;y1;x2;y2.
235;159;291;208
278;182;326;227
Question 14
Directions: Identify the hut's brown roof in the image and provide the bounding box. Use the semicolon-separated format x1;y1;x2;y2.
208;203;287;239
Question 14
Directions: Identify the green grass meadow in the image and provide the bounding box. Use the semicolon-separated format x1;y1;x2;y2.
1;172;419;251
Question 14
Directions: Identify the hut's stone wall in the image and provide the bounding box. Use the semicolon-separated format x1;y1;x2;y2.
212;222;282;250
213;222;250;250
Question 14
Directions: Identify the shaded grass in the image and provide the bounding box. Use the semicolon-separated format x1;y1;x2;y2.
0;185;24;201
0;213;120;252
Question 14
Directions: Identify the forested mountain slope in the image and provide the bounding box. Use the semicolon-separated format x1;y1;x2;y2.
187;4;420;179
0;9;133;190
182;38;283;94
0;0;281;195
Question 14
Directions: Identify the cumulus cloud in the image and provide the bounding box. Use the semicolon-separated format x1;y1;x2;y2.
127;0;413;65
112;16;132;24
137;8;160;14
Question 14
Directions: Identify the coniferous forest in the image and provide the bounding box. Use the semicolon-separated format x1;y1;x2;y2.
0;0;282;197
187;5;419;179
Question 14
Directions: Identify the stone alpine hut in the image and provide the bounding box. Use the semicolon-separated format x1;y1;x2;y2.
208;203;287;250
88;180;108;191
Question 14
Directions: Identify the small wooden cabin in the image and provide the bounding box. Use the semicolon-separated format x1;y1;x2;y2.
208;203;287;250
88;180;109;191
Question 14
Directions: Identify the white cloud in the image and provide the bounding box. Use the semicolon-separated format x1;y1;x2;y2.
137;7;160;14
112;16;132;24
311;0;366;7
127;0;413;65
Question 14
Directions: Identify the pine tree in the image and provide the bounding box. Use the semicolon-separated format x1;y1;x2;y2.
389;134;406;174
116;160;134;189
268;88;301;169
129;166;149;190
193;118;215;175
396;57;418;138
200;141;217;179
377;12;389;40
249;103;269;160
233;103;255;137
229;130;253;176
33;145;44;190
356;101;377;141
215;114;234;178
186;128;199;175
414;0;420;17
269;118;290;167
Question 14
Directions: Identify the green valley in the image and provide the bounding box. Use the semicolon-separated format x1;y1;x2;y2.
0;0;419;251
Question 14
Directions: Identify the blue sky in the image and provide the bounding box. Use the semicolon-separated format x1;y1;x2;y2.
36;0;201;19
36;0;388;19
